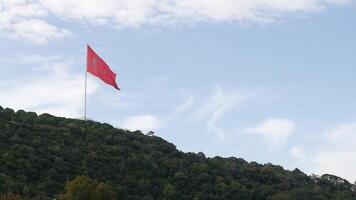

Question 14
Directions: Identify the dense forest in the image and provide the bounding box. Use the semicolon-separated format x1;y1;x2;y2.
0;106;355;200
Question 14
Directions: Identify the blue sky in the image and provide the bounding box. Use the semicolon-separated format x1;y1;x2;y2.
1;0;356;182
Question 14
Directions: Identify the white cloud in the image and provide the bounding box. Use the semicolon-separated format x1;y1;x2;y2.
245;118;296;147
0;0;354;43
117;86;250;138
326;0;354;5
194;86;250;140
174;93;195;115
120;115;162;132
310;123;356;182
290;145;306;159
8;19;70;44
116;90;194;133
0;0;71;43
324;123;356;148
313;151;356;182
290;123;356;182
37;0;353;27
19;54;73;74
0;55;98;118
38;0;161;26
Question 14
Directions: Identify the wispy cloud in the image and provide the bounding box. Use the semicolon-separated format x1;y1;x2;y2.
120;115;162;132
290;145;307;159
117;90;195;133
0;54;98;117
7;19;71;44
0;0;354;43
38;0;353;26
173;93;195;116
326;0;354;5
193;86;251;140
0;1;70;43
117;85;251;138
313;123;356;182
290;123;356;182
245;118;296;148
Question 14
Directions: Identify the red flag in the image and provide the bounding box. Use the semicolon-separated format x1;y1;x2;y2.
87;45;120;90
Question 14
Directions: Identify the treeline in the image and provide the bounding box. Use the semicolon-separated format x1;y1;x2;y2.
0;106;355;199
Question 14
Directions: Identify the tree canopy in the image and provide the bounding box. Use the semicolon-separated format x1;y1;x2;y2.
58;176;117;200
0;107;355;199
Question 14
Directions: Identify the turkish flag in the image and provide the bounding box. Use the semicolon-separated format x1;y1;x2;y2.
87;45;120;90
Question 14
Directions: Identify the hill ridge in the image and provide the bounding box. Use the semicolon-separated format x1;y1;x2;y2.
0;106;355;199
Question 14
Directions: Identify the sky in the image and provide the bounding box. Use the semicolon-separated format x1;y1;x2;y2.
0;0;356;182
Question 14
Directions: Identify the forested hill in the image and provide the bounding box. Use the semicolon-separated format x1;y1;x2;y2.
0;106;355;200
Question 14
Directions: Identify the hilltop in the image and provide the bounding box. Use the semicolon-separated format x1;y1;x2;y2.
0;106;355;199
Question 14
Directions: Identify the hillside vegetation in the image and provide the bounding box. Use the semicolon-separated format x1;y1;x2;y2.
0;106;355;200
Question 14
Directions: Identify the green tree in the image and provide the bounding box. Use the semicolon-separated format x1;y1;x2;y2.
0;193;22;200
162;184;176;200
0;107;356;199
95;183;117;200
58;176;117;200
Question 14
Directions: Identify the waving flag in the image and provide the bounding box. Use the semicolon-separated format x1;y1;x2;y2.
87;45;120;90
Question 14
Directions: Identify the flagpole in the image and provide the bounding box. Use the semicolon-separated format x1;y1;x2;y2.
83;50;88;142
82;45;89;144
84;70;87;121
84;45;88;122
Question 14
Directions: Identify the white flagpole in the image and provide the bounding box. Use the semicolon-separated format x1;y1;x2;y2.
84;45;88;121
84;70;87;121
